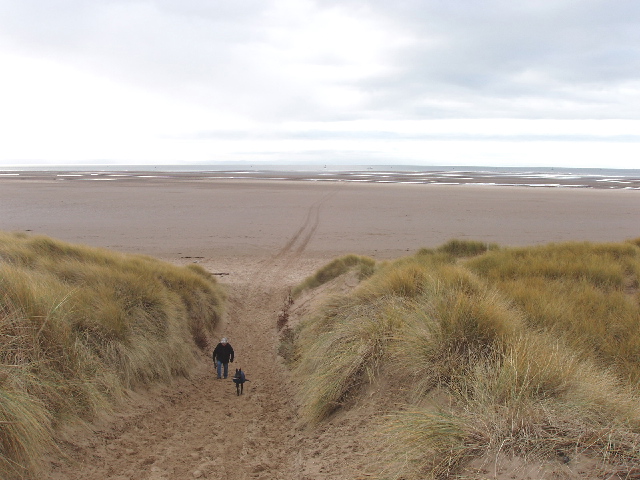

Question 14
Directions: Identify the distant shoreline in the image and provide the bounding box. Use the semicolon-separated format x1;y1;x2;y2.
2;166;640;190
2;172;639;262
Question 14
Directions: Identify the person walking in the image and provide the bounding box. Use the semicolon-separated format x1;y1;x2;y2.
212;337;234;379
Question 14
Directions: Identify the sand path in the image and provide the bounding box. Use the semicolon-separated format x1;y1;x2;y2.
45;189;369;480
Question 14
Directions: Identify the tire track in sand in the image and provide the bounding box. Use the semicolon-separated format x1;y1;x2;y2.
216;185;340;478
273;188;337;261
45;184;340;480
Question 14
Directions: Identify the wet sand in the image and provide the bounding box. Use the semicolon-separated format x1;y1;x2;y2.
1;175;638;264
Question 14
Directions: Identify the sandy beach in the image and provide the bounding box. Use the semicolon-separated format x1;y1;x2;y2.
2;175;640;479
1;175;639;264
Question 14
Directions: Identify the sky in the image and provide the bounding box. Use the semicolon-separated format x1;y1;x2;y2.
1;0;639;169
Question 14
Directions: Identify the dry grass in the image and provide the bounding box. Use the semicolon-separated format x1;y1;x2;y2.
290;239;640;479
466;240;640;381
0;232;225;479
291;254;376;297
294;295;408;424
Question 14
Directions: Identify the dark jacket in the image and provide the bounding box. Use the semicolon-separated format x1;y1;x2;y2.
213;343;234;364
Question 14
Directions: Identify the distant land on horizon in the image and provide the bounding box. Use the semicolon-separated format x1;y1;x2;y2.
2;163;640;175
2;164;639;190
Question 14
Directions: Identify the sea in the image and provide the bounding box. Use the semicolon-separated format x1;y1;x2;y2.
1;164;640;190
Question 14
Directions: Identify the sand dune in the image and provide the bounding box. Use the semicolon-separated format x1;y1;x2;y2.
2;176;638;479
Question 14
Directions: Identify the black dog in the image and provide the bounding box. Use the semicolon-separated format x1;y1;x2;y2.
232;368;248;395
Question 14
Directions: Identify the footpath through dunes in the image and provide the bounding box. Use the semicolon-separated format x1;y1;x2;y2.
45;186;374;480
46;260;297;480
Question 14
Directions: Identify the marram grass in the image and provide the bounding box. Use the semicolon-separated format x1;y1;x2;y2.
295;296;408;423
0;232;225;479
466;241;640;381
291;254;376;297
291;239;640;478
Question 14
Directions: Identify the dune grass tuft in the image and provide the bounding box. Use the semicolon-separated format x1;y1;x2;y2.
418;239;500;258
291;254;376;297
290;238;640;478
0;232;225;479
295;295;407;423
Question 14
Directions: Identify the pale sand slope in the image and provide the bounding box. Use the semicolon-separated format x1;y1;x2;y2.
1;178;639;479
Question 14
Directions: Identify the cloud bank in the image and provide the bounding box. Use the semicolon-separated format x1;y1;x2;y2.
1;0;639;167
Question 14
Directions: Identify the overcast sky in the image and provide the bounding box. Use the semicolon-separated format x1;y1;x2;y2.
1;0;639;168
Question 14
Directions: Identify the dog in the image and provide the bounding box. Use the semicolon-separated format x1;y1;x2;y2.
232;368;248;395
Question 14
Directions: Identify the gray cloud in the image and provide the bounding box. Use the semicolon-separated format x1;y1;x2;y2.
2;0;639;121
1;0;640;168
187;129;640;143
355;1;640;118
